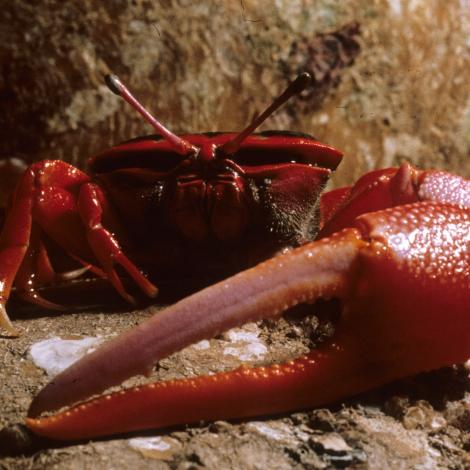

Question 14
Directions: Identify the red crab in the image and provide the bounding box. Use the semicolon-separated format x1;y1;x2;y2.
1;72;468;441
0;73;342;336
26;162;469;440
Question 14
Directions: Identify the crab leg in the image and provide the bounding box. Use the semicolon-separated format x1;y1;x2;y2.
14;224;65;310
0;160;162;334
77;182;158;302
27;201;469;440
0;168;34;335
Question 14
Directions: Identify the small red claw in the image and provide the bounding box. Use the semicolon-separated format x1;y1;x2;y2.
26;201;469;441
319;162;470;236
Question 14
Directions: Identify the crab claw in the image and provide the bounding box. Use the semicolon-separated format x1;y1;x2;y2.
27;201;469;440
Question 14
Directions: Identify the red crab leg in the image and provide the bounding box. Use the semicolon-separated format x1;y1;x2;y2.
0;160;159;334
0;162;102;334
27;201;469;440
14;224;64;310
15;227;93;307
0;168;34;335
77;183;158;302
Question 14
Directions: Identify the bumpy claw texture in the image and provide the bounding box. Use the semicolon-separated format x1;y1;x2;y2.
27;201;470;440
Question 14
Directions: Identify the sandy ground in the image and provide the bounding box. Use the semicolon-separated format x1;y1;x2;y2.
0;294;469;469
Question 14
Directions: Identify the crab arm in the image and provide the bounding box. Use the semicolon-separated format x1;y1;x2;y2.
27;202;469;440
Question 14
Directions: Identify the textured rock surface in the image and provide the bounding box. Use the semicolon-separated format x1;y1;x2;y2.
1;0;469;181
0;0;469;468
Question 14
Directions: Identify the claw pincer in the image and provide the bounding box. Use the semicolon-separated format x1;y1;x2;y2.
26;201;469;440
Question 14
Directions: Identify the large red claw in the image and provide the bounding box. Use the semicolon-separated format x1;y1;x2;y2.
26;201;469;440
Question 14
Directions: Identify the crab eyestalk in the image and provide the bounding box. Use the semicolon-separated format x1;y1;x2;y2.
105;74;197;157
219;72;312;156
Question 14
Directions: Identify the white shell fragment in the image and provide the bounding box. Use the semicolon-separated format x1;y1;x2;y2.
128;436;171;452
222;325;268;361
128;436;182;460
29;336;106;377
191;339;210;350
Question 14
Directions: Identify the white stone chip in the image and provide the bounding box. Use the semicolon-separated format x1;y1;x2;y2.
29;336;106;376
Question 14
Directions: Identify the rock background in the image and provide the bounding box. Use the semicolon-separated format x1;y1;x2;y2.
1;0;469;182
0;0;469;468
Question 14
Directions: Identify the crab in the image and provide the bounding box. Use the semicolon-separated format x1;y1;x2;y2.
0;72;467;441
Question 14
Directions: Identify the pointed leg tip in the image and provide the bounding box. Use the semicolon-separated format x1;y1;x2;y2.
0;304;21;337
17;291;66;311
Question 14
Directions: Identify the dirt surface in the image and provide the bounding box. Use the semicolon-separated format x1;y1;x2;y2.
0;305;469;469
1;0;470;468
